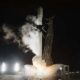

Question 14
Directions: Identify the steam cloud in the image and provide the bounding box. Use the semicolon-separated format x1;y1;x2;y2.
2;7;61;80
2;7;43;56
21;23;42;56
3;25;16;40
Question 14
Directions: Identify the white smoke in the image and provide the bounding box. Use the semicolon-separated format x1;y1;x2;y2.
21;23;42;56
20;7;43;56
24;63;63;79
3;24;16;40
2;7;61;79
26;7;43;26
2;7;43;56
35;7;43;25
2;24;21;46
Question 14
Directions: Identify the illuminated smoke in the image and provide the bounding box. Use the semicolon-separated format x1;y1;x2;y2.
20;7;43;56
26;7;43;25
21;23;42;56
2;24;21;47
2;7;61;79
3;25;19;43
3;24;16;40
24;63;63;79
2;7;43;56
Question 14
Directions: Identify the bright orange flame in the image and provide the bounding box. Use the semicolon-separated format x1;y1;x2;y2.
24;56;62;79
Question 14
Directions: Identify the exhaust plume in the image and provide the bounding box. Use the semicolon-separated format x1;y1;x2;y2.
2;7;61;80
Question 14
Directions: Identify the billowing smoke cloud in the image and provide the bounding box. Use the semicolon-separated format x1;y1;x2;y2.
2;7;43;56
2;24;22;47
26;7;43;26
2;7;62;79
3;24;16;40
21;23;42;56
24;63;63;79
22;7;43;55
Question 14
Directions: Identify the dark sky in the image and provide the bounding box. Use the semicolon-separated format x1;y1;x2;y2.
0;1;80;71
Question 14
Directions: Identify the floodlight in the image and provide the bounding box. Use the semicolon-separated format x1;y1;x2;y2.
1;62;7;73
14;62;20;72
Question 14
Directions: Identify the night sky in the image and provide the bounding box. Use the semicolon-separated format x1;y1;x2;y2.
0;0;80;71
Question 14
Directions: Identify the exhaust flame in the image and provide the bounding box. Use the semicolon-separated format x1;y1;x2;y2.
24;62;63;79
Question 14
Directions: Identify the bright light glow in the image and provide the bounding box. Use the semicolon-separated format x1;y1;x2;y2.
1;62;7;73
59;67;62;70
14;63;20;72
24;64;63;79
